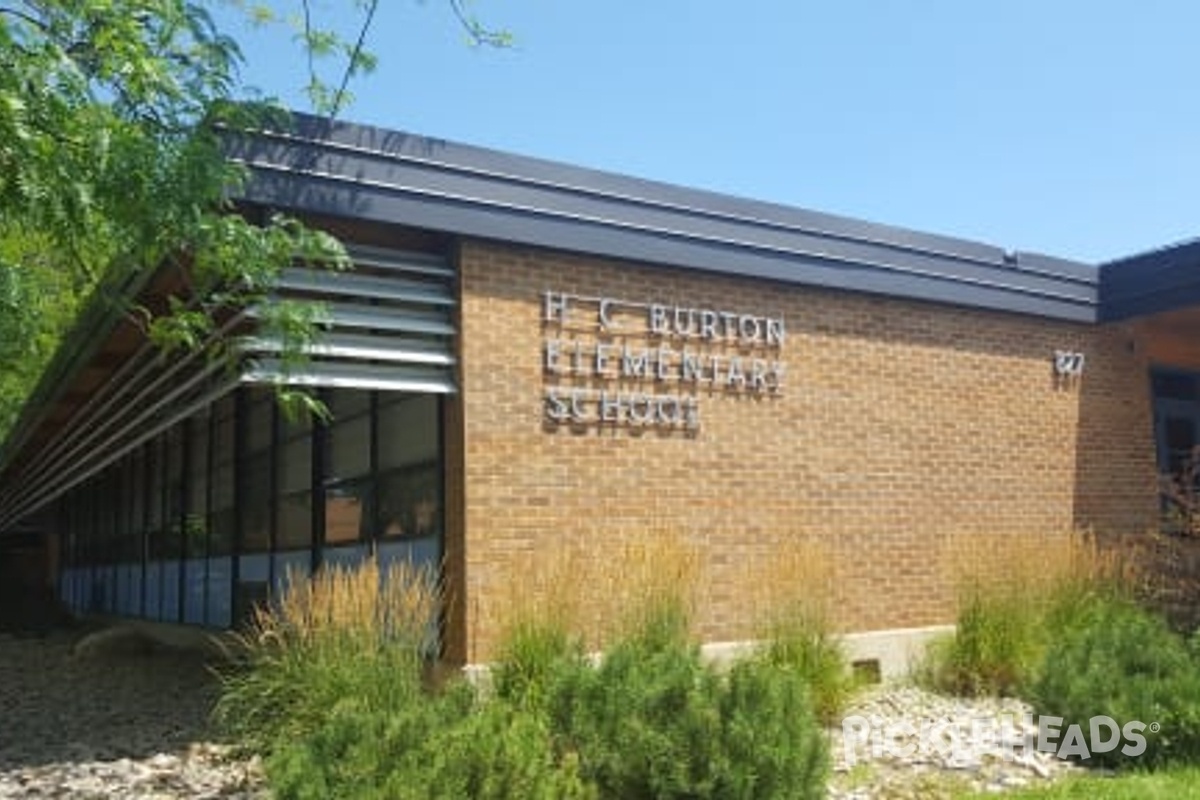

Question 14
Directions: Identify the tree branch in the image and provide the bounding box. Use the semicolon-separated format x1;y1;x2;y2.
300;0;319;106
328;0;377;121
447;0;510;47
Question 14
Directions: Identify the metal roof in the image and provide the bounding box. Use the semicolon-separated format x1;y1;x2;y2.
227;113;1100;323
1100;238;1200;321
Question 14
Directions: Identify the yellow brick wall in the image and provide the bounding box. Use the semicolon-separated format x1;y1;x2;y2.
448;239;1159;663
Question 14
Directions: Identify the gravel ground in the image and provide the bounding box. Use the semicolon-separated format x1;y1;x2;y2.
0;631;263;799
0;630;1085;799
827;686;1083;799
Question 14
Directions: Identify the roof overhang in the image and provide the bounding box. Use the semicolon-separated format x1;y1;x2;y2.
226;113;1101;323
1100;239;1200;322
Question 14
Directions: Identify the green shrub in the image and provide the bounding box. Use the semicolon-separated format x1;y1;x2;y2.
415;700;597;800
715;656;830;799
268;688;596;800
1030;595;1200;769
538;602;828;800
265;681;474;800
547;603;725;798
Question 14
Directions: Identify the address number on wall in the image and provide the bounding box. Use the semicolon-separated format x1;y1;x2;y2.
1053;350;1085;377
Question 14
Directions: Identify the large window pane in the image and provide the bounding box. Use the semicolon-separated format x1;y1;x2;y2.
378;395;438;470
277;491;312;551
329;414;370;480
160;559;180;624
147;438;165;557
144;562;161;621
187;410;210;561
206;556;232;627
183;558;206;625
240;451;271;553
330;388;370;419
210;395;236;557
326;388;371;481
325;478;371;545
210;463;234;557
278;436;311;494
377;465;441;540
245;389;273;454
213;395;235;465
129;448;146;572
163;427;185;564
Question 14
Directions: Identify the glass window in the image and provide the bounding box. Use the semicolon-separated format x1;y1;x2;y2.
281;405;312;439
146;439;164;558
240;451;272;553
325;478;371;545
240;388;274;555
210;395;236;557
129;448;146;562
330;388;370;420
329;413;371;480
278;436;311;494
1154;372;1197;402
245;389;273;454
210;507;235;557
377;465;441;540
206;555;233;627
187;411;210;560
213;395;235;466
378;395;438;470
163;427;184;561
183;558;206;625
161;560;180;624
144;561;161;621
112;464;128;561
277;491;312;552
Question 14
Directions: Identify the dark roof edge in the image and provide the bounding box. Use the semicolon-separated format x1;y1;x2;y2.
1100;238;1200;321
228;113;1098;322
274;113;1097;284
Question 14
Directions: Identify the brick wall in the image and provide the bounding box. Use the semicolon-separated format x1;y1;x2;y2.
1072;323;1159;538
449;239;1159;663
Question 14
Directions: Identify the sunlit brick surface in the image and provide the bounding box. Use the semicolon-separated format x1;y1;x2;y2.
446;240;1158;662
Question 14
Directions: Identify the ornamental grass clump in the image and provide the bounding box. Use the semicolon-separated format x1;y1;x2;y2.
214;556;442;754
746;540;858;724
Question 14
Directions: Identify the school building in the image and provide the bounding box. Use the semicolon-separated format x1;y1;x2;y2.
0;114;1196;670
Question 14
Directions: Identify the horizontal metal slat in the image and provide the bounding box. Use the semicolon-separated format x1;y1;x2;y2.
277;267;454;306
344;244;456;279
239;332;455;365
249;300;454;336
322;302;455;335
242;359;455;394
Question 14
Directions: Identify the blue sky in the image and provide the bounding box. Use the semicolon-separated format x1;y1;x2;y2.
224;1;1200;264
